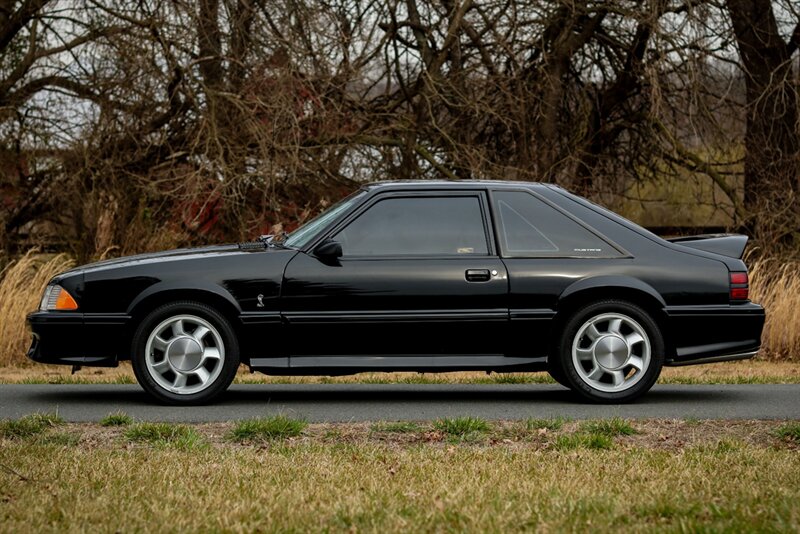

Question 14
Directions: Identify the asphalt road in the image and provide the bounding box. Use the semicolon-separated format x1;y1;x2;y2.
0;384;798;422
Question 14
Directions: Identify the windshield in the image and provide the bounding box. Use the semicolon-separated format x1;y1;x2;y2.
283;190;366;249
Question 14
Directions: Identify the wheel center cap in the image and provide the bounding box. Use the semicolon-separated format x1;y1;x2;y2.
167;337;203;372
593;335;630;370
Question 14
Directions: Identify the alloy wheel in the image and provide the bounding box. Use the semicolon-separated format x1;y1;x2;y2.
144;314;225;395
571;312;651;393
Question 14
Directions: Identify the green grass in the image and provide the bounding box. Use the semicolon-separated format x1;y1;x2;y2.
775;422;800;442
228;415;307;442
580;417;638;437
0;412;64;439
124;423;205;449
553;432;614;451
370;421;423;433
100;412;133;427
433;417;491;441
525;417;567;431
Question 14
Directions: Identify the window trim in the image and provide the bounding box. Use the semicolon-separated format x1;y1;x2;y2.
312;190;498;259
487;188;631;259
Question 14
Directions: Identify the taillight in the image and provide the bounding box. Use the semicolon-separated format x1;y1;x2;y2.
730;272;749;301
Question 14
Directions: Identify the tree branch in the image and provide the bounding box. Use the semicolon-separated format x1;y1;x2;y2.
651;118;747;222
0;0;48;51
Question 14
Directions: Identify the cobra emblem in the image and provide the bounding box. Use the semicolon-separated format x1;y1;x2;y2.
256;294;264;308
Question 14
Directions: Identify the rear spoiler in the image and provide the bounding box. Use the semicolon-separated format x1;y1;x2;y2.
666;233;748;259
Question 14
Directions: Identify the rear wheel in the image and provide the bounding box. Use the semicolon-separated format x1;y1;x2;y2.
131;301;239;405
555;300;664;403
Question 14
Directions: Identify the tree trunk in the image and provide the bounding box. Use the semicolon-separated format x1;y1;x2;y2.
727;0;800;244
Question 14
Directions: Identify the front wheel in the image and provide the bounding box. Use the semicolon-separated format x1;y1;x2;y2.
555;300;664;403
131;301;239;405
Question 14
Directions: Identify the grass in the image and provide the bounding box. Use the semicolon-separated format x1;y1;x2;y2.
433;416;491;441
371;421;423;433
580;417;638;437
228;415;307;442
0;251;74;366
37;431;81;446
4;360;800;388
100;412;133;427
1;419;798;532
124;422;205;449
775;422;800;442
0;412;63;439
546;417;636;451
749;258;800;361
18;374;137;385
526;417;567;431
553;432;614;451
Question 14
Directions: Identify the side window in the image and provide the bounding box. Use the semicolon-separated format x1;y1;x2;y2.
334;196;489;256
493;191;620;257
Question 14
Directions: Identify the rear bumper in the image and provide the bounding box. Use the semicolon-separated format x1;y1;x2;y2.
26;311;129;367
664;303;765;366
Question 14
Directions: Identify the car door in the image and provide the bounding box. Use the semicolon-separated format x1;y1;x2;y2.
280;190;509;361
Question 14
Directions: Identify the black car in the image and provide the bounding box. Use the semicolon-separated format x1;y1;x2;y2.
27;181;765;404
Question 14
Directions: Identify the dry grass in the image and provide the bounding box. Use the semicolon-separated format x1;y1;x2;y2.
2;359;800;385
0;251;74;367
749;258;800;361
0;419;798;532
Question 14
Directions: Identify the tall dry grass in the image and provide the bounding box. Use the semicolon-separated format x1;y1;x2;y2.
0;251;74;366
749;258;800;361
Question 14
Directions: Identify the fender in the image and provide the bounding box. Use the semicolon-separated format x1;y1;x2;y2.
559;275;666;308
126;280;242;317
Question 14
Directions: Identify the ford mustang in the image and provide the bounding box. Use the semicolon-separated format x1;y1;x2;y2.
27;181;765;404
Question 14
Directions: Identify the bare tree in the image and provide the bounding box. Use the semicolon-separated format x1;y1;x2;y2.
1;0;798;259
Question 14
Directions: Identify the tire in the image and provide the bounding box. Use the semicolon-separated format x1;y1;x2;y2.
547;361;570;388
131;301;239;405
554;300;664;403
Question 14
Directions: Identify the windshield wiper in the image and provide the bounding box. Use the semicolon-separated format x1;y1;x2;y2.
258;232;291;248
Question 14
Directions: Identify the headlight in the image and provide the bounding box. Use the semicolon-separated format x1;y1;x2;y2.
39;285;79;311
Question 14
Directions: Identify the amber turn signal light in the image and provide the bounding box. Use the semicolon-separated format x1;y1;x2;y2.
55;288;78;310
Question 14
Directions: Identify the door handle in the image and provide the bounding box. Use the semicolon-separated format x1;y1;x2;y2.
465;269;492;282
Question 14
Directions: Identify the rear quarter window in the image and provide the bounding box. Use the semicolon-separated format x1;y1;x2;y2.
492;190;622;258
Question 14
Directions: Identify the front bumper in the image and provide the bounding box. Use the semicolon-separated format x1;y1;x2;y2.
26;311;130;367
664;302;765;366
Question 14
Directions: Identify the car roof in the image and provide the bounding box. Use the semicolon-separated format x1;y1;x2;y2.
362;180;560;192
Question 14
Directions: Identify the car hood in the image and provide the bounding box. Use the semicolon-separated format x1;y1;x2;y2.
59;243;281;278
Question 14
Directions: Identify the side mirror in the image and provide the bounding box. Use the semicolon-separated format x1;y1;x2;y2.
314;239;343;260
